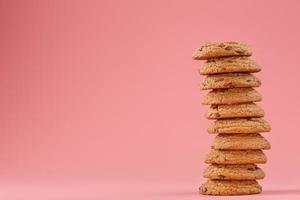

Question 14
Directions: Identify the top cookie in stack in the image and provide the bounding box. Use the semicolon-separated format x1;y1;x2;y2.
192;41;252;60
192;41;271;196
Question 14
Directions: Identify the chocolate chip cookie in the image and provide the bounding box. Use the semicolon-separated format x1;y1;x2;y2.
202;88;262;105
201;73;261;90
212;133;271;150
203;164;265;180
199;180;262;195
205;149;267;164
206;103;264;119
199;56;261;75
192;41;252;60
207;118;271;134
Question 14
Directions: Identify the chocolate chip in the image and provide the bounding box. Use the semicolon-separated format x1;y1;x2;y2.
214;113;221;118
201;187;208;193
235;50;245;54
247;166;259;171
226;82;235;88
218;175;225;179
215;78;225;82
218;88;228;93
246;79;252;82
258;80;261;84
211;104;218;109
224;46;233;51
207;59;216;63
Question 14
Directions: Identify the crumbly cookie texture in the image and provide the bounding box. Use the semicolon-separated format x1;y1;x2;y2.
192;41;252;60
205;149;267;164
202;88;262;105
201;73;261;90
199;180;262;195
199;56;261;75
206;103;264;119
207;118;271;134
212;133;271;150
203;164;265;180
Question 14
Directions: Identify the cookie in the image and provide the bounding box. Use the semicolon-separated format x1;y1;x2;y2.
206;103;264;119
212;133;271;150
207;118;271;134
199;180;262;195
202;88;262;105
203;164;265;180
201;73;261;90
199;56;261;75
192;41;252;60
205;149;267;164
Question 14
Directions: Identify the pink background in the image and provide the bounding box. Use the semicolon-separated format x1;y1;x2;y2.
1;0;300;199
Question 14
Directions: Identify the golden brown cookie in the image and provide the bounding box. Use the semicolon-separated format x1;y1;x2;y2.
207;118;271;134
206;103;264;119
192;41;252;60
212;133;271;150
203;164;265;180
199;56;261;75
201;73;261;90
202;88;262;105
205;149;267;164
199;180;262;195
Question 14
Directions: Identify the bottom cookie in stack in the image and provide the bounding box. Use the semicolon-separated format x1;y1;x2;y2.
200;180;262;196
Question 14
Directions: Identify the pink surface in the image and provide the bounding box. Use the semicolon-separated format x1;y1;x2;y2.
1;0;300;199
1;181;300;200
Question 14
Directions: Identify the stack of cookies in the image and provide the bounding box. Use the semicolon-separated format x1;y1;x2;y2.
192;41;271;196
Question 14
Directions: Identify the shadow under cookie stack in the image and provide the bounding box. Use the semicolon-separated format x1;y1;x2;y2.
192;41;271;196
